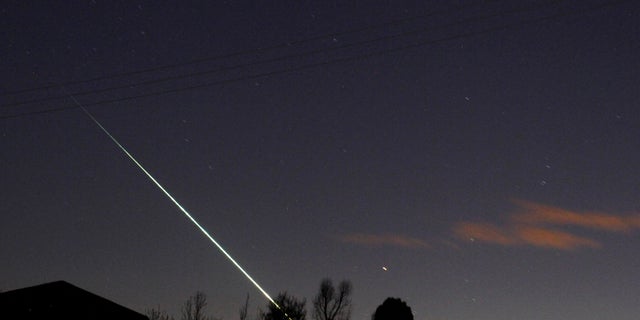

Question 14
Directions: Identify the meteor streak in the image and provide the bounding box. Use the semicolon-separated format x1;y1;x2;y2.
65;93;281;310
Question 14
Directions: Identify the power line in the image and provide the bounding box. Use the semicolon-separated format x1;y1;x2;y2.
1;0;492;97
1;0;565;109
1;0;629;120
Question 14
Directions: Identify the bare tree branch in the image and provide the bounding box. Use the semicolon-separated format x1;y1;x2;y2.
313;278;352;320
259;292;306;320
181;291;210;320
239;293;249;320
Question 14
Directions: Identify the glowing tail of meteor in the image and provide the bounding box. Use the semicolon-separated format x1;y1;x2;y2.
65;93;280;310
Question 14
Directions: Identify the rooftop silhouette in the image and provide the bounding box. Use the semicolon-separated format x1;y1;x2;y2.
0;280;148;320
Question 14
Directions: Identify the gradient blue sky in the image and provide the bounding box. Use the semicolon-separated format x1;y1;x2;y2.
2;1;639;319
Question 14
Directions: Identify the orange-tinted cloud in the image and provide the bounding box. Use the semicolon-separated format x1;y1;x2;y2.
454;222;517;246
336;233;430;249
454;222;601;250
453;200;637;250
516;226;601;250
512;200;639;233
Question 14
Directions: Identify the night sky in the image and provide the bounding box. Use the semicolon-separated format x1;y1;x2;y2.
2;1;640;320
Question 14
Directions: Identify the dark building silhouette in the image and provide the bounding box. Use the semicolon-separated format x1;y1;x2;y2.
0;280;148;320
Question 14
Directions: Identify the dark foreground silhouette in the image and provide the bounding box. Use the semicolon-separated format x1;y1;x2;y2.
0;280;148;320
372;297;414;320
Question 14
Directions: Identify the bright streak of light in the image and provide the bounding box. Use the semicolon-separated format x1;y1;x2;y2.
67;94;280;309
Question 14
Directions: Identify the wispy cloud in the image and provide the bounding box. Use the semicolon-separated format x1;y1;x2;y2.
515;226;601;250
512;200;640;232
336;233;430;249
454;222;517;246
454;200;639;250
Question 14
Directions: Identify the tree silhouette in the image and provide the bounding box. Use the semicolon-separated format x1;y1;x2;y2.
312;278;352;320
181;291;211;320
259;292;306;320
239;293;249;320
372;297;413;320
146;307;174;320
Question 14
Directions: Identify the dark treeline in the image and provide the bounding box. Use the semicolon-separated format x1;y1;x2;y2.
146;278;413;320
